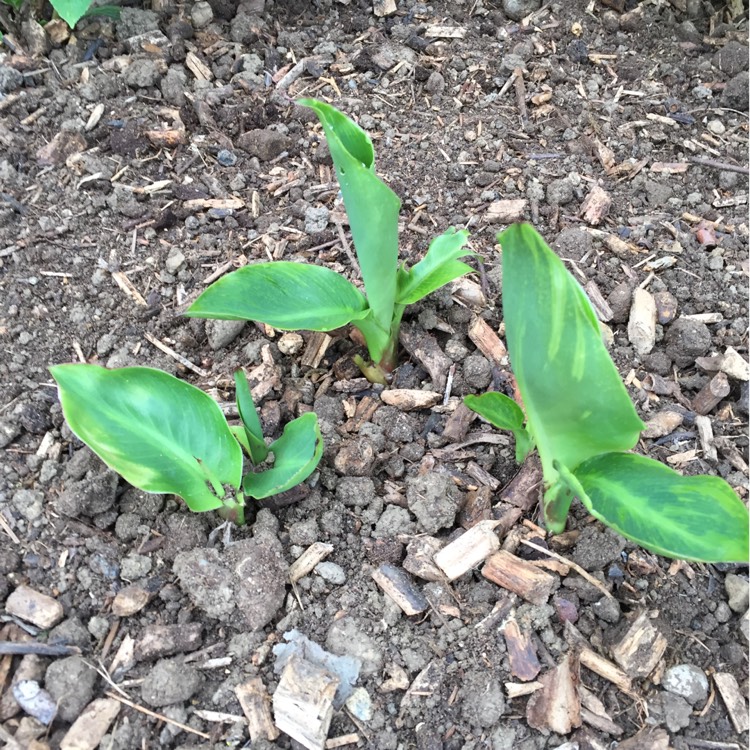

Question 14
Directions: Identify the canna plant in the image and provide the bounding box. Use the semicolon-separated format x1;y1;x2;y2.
186;99;475;385
465;223;749;563
50;365;322;525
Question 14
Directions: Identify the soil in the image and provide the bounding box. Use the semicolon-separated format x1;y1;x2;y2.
0;0;748;748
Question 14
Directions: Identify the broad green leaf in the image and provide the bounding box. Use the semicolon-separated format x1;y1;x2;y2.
187;262;370;331
51;0;92;27
50;365;242;512
396;228;474;304
464;392;533;462
573;452;750;562
234;370;268;465
242;412;323;498
499;224;644;480
300;99;401;335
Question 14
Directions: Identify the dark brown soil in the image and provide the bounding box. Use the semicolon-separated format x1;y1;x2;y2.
0;0;748;748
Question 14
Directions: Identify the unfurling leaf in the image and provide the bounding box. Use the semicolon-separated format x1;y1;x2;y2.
234;370;268;465
464;392;532;462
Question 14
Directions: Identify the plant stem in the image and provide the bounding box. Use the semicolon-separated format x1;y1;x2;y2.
218;493;246;525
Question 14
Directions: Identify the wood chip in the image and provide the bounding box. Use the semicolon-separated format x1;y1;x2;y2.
451;277;486;308
424;24;466;38
650;161;689;173
433;520;501;580
468;316;508;367
505;680;542;698
235;677;280;743
112;585;153;617
498;455;543;512
482;550;556;605
714;672;749;733
185;51;213;81
111;270;148;306
326;734;360;749
487;199;527;223
579;185;611;225
615;727;670;750
579;685;623;736
610;611;667;679
372;0;397;16
627;288;656;356
289;542;334;584
372;564;428;615
399;325;452;391
183;198;244;210
5;586;64;629
301;332;332;369
642;409;683;439
146;129;186;148
379;389;441;411
720;346;750;381
584;280;613;322
403;537;445;582
526;655;581;735
502;614;541;681
692;372;730;415
694;415;717;461
578;646;636;696
442;402;476;442
60;698;120;750
272;656;339;750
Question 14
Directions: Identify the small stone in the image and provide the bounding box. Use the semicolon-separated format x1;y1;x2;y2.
722;71;749;111
0;417;21;448
206;319;246;350
140;657;203;707
592;596;621;624
425;71;445;95
135;623;204;662
304;206;329;234
333;437;376;476
237;129;291;161
345;687;373;721
191;0;214;28
374;506;415;538
461;672;505;727
572;526;625;572
653;290;678;325
462;354;492;390
6;585;64;628
502;0;541;21
642;409;683;439
662;664;709;706
706;119;726;136
546;178;575;206
665;318;711;368
45;656;97;722
11;489;44;521
652;691;692;732
406;474;464;535
277;332;304;355
217;149;237;167
0;64;24;93
315;561;347;585
712;41;749;77
165;248;185;274
123;58;165;89
120;554;152;581
59;698;120;750
112;585;152;617
721;347;750;381
607;281;634;323
725;573;749;613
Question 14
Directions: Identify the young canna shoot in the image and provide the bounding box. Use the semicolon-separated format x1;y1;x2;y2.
465;223;749;563
50;365;322;525
186;99;475;384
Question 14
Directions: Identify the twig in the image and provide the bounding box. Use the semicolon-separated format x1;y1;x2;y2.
104;691;211;739
688;157;749;176
0;513;21;544
0;641;80;657
520;539;617;601
144;333;209;377
513;67;528;126
443;364;455;406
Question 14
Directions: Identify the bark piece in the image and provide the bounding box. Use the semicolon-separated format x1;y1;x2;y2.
615;728;670;750
482;550;556;605
399;325;452;391
694;415;717;461
60;698;120;750
721;346;750;381
465;462;500;492
502;614;541;681
379;389;441;411
459;486;493;529
301;332;332;369
236;677;280;742
112;585;153;617
487;199;527;223
289;542;334;584
714;672;749;733
628;288;656;356
467;316;508;367
498;455;543;512
584;280;613;322
403;537;445;582
526;655;581;735
185;51;213;81
610;611;667;679
692;372;730;415
273;656;339;750
434;520;501;580
372;564;428;615
579;185;611;225
134;623;203;662
6;586;64;629
442;402;476;442
579;685;623;736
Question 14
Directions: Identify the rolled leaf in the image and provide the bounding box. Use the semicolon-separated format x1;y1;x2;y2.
397;228;474;304
234;370;268;465
242;412;323;498
300;99;401;335
573;452;749;562
50;365;242;512
464;392;533;462
499;224;644;478
187;262;370;331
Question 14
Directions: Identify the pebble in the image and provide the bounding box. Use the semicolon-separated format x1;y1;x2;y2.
6;585;64;628
406;473;464;535
462;354;492;390
11;489;44;521
112;585;152;617
327;617;383;676
665;318;711;368
277;332;304;355
592;595;621;624
165;248;185;274
662;664;709;705
190;0;214;28
45;656;97;722
425;71;445;95
206;319;246;350
237;128;291;161
304;206;329;234
653;691;692;732
120;554;152;581
502;0;541;21
0;417;21;447
725;573;749;613
315;561;347;585
706;119;726;136
345;687;373;721
13;681;57;725
140;657;203;707
0;64;24;93
216;149;237;167
135;623;204;662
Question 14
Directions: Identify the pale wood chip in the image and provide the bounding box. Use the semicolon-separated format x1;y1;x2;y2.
526;655;581;735
611;611;667;679
482;550;556;605
714;672;749;733
235;677;280;742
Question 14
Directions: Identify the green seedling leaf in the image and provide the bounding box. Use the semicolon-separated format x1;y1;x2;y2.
464;392;533;463
299;98;401;336
50;365;242;512
500;223;644;479
187;262;370;331
573;452;749;562
51;0;92;27
397;228;474;305
82;4;121;18
242;412;323;499
234;370;268;465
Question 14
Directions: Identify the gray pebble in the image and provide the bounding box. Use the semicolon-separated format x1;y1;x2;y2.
725;573;749;613
304;206;329;234
217;149;237;167
406;473;463;535
190;0;214;28
140;657;203;707
44;656;97;722
665;318;711;368
662;664;709;706
425;71;445;95
374;506;414;538
315;561;346;585
327;617;382;676
120;554;153;581
502;0;541;22
462;354;492;390
206;319;246;350
592;595;621;624
12;489;44;522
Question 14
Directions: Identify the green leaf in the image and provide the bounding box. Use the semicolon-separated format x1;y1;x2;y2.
187;262;370;331
499;224;644;479
51;0;92;27
234;370;268;465
396;228;474;304
464;392;533;462
50;365;242;512
573;452;750;562
242;412;323;499
82;4;121;18
299;99;401;336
